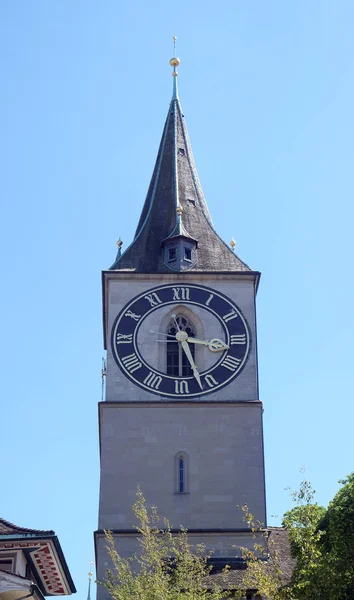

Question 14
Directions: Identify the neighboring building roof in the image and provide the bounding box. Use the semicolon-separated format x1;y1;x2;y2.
0;570;46;600
110;60;251;273
267;526;296;586
0;519;54;537
94;526;294;596
206;527;295;593
0;518;76;596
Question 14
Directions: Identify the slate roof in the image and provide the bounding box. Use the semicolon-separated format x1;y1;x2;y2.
110;71;251;273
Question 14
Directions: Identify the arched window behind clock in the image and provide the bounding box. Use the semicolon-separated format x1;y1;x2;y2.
166;314;195;377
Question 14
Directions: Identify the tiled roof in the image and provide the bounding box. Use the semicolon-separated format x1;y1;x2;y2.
110;76;251;273
0;518;54;537
206;527;295;592
0;519;76;595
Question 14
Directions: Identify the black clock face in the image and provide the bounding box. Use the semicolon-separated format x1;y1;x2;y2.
111;283;251;398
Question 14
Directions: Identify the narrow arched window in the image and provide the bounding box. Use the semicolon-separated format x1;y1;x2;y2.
175;452;188;494
166;315;195;376
178;457;185;493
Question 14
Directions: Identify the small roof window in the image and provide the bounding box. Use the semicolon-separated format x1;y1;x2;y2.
168;248;177;262
184;247;192;261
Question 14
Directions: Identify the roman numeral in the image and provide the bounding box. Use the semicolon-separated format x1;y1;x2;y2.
230;334;246;345
223;310;238;323
143;372;162;390
221;355;241;372
116;333;133;344
144;293;162;307
172;287;190;301
121;353;142;373
124;310;141;321
205;293;214;306
174;380;189;394
204;374;218;388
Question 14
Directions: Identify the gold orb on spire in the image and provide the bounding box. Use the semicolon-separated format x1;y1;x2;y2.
230;238;236;251
170;57;180;67
170;36;180;75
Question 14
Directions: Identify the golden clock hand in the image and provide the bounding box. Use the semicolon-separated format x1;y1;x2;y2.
180;340;203;390
186;337;209;346
186;337;229;352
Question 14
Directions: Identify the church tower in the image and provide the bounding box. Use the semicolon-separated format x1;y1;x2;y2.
95;53;266;589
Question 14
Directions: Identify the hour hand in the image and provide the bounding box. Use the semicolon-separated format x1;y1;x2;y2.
187;337;229;352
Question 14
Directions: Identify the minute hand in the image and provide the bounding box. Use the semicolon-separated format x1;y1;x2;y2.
180;340;203;390
186;337;229;352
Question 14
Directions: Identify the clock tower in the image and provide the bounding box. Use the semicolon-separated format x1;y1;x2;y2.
95;55;266;590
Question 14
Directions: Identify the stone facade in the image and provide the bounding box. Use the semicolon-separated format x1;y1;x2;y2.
98;402;265;531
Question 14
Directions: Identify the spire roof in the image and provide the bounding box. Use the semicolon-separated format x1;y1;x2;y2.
110;53;250;273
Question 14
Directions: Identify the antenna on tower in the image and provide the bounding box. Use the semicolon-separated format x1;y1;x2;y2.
101;357;107;401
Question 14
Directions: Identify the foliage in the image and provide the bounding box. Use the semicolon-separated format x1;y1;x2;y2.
282;473;354;600
317;473;354;599
100;476;354;600
237;474;354;600
100;489;229;600
282;478;326;599
235;505;293;600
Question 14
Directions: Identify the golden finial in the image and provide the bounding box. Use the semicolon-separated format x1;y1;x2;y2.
176;204;183;216
88;561;94;580
170;36;180;76
87;561;94;600
230;238;236;252
116;237;123;260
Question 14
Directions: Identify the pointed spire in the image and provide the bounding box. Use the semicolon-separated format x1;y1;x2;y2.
110;44;250;273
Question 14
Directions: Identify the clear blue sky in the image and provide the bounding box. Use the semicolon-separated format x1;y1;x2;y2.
1;1;354;598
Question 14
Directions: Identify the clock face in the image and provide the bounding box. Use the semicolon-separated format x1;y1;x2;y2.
111;283;251;398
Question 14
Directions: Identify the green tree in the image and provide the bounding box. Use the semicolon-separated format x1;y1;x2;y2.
317;473;354;599
100;489;230;600
100;476;354;600
282;478;326;600
282;473;354;600
238;475;354;600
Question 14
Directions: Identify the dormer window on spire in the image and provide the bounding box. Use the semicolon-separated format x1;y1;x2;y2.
163;237;197;271
168;248;177;262
184;247;192;261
